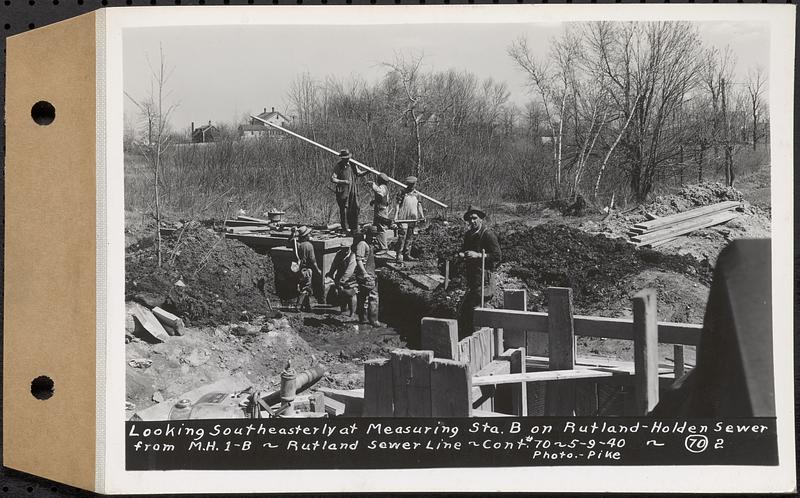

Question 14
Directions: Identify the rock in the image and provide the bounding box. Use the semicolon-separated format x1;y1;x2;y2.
152;391;164;403
174;279;186;287
184;349;210;367
128;358;153;369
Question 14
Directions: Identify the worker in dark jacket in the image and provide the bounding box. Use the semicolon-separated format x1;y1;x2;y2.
457;205;501;339
330;149;369;233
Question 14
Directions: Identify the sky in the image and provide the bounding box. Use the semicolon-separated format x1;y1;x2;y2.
122;21;769;133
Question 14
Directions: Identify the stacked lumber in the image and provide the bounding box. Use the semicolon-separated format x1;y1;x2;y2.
628;200;741;247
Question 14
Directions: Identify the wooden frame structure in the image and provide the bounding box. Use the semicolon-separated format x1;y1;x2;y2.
362;286;702;417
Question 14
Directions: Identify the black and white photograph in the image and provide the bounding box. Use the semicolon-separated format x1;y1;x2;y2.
108;5;794;493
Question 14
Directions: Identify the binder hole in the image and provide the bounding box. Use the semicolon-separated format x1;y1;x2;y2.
25;488;33;494
31;101;56;125
31;375;54;400
2;487;8;492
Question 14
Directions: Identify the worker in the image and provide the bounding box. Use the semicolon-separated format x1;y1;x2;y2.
327;240;358;316
330;149;369;234
456;205;501;339
353;226;382;326
370;172;392;255
290;226;322;312
393;175;425;263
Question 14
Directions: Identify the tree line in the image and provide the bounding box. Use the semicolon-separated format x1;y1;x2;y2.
126;21;769;229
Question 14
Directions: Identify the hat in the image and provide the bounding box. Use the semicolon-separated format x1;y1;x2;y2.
404;176;418;185
378;172;389;184
463;205;486;221
297;225;312;238
364;225;379;236
339;149;352;159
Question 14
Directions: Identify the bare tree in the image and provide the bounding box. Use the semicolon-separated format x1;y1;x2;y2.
746;66;767;150
287;71;318;125
383;53;427;178
125;46;177;267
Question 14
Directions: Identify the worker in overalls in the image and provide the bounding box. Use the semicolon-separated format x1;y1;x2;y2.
291;225;322;312
353;226;382;326
457;205;501;339
330;149;369;233
328;240;358;317
370;172;392;255
393;176;425;263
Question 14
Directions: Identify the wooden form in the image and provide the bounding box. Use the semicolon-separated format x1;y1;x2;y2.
362;348;473;417
471;286;700;416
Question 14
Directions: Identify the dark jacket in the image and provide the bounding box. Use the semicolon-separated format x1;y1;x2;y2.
462;225;501;290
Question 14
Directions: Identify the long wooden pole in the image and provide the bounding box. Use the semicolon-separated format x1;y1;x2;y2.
250;115;448;208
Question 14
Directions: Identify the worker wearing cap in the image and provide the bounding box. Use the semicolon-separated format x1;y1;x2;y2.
370;172;392;255
290;226;322;312
330;149;369;233
393;176;425;263
353;226;382;326
457;205;501;338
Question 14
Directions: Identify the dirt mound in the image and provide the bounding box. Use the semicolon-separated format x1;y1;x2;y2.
389;220;711;338
126;220;276;326
499;223;711;313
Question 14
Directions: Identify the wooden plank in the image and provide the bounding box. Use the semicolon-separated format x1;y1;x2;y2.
473;368;617;386
545;287;576;416
475;359;511;377
674;345;685;379
511;348;527;416
420;318;459;360
324;397;346;416
458;339;470;365
390;349;433;417
503;289;527;350
631;211;739;244
473;308;702;346
472;409;513;417
130;302;170;344
132;376;251;421
363;358;394;417
547;287;575;370
633;289;659;415
237;214;271;223
632;201;740;230
492;328;503;360
430;359;472;417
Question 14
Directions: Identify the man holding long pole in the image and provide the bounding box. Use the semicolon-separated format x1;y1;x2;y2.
330;149;369;234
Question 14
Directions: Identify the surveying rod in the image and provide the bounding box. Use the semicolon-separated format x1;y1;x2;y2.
249;115;448;208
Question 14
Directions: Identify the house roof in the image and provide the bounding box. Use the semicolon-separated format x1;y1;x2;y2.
254;110;290;123
193;123;218;134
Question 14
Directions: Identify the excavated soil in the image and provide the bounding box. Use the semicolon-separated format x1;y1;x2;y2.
126;218;276;326
124;176;766;411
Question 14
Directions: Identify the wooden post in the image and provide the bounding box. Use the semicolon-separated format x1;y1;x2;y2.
444;259;450;290
363;358;393;417
510;347;527;416
390;349;434;417
633;289;659;415
544;287;576;416
673;345;685;379
503;289;527;349
420;318;459;360
430;359;472;417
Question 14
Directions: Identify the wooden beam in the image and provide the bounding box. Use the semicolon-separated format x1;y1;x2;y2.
633;289;659;415
420;318;459;360
674;345;685;379
363;358;393;417
473;308;702;346
545;287;576;416
510;348;527;416
430;359;472;417
390;349;433;417
503;289;529;350
473;368;617;386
